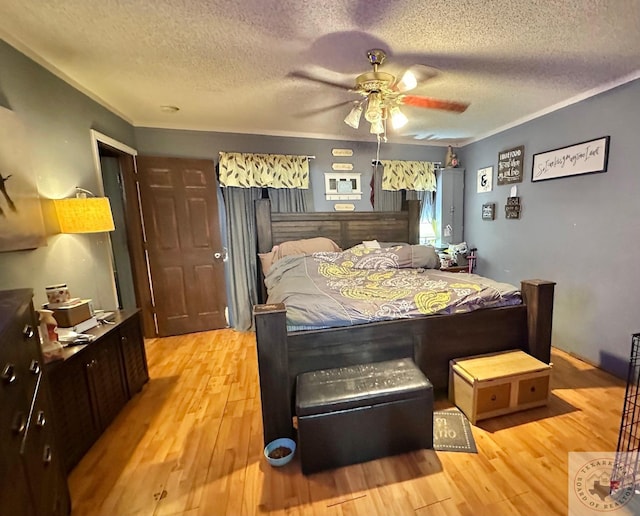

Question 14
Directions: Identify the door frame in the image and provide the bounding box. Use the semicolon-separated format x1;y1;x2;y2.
90;130;156;338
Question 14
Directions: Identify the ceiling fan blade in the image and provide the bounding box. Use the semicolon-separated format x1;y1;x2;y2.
401;95;469;113
394;65;440;92
288;71;354;91
294;100;357;118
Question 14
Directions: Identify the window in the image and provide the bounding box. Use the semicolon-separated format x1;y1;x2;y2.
419;220;436;246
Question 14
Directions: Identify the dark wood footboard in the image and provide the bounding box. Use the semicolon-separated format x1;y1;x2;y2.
254;279;555;446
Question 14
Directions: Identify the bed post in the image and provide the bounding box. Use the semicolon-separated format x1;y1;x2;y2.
521;279;556;364
255;199;273;304
253;303;293;446
255;199;273;253
407;199;420;244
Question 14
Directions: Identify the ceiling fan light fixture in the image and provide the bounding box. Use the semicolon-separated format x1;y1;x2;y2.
343;103;363;129
370;119;385;135
390;106;408;129
397;70;418;92
364;92;383;123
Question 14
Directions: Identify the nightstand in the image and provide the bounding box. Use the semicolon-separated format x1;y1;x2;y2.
440;265;470;273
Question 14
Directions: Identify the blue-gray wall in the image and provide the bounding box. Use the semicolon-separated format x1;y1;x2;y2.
460;79;640;379
0;40;135;309
133;128;446;211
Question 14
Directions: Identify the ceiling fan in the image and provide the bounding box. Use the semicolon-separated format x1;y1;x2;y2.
291;49;469;137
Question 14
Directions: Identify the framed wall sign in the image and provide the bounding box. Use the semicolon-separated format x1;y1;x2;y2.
0;107;46;252
532;136;610;182
477;166;493;193
482;203;495;220
324;172;362;200
497;145;524;185
505;196;521;219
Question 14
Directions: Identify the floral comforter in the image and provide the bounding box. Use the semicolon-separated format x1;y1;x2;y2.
264;246;522;330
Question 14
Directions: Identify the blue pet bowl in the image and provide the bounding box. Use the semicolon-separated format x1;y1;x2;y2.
264;437;296;467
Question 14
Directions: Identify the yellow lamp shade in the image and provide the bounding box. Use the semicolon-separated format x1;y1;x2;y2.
53;197;115;233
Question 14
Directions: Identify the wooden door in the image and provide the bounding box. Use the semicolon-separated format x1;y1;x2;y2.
136;156;227;336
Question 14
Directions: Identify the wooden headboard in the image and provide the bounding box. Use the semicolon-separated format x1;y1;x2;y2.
255;199;421;253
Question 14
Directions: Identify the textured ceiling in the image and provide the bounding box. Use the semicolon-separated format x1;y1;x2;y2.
1;0;640;146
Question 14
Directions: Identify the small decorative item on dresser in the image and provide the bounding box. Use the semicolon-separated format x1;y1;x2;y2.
38;309;58;344
45;283;71;305
50;299;93;327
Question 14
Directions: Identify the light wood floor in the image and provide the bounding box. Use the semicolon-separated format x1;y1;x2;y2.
68;329;629;516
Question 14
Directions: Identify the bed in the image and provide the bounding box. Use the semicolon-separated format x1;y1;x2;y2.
253;199;555;445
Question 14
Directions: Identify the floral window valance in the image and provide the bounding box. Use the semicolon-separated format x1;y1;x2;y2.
219;152;309;189
380;160;436;191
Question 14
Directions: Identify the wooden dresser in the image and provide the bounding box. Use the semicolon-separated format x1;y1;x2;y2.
0;288;71;516
45;309;149;474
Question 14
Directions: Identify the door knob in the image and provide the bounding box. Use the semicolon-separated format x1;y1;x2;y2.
213;247;228;262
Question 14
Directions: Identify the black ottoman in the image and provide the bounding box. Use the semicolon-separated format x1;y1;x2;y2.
295;358;433;475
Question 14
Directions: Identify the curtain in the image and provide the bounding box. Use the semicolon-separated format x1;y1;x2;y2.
267;187;312;212
380;160;436;191
219;153;313;331
222;187;263;331
372;162;402;211
222;187;310;331
219;152;309;188
406;190;434;223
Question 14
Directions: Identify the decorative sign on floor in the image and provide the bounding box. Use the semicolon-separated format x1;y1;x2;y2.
498;145;524;185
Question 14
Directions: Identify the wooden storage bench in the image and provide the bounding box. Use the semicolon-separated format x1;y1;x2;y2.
296;358;433;475
449;349;551;424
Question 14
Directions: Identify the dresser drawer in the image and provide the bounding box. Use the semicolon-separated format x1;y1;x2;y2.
23;379;61;516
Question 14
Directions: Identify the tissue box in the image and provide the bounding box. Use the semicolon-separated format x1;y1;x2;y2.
51;300;93;327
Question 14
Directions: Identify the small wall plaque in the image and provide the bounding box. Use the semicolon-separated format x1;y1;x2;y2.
332;162;354;171
482;203;496;220
477;166;493;193
332;148;353;157
505;196;521;219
